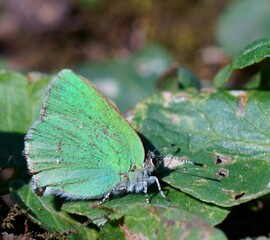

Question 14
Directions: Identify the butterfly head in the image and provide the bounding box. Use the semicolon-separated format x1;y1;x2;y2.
144;151;164;170
143;143;206;171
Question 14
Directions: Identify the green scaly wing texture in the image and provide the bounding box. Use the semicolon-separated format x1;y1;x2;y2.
25;69;145;198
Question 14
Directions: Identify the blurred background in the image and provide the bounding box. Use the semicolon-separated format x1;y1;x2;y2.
0;0;227;74
1;0;270;112
1;1;270;239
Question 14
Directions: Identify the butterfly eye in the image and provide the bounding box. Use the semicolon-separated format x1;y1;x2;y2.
151;157;159;166
150;155;164;167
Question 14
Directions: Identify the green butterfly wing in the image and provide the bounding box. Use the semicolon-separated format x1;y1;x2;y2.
24;69;145;199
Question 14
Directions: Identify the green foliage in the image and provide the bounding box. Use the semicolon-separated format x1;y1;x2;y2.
62;184;229;226
156;65;201;91
0;70;50;195
10;180;98;239
10;181;227;239
214;38;270;87
132;90;270;207
98;205;226;240
1;39;270;238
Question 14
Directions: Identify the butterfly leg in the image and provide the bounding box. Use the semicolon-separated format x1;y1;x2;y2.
98;191;112;205
98;185;127;205
143;181;150;203
148;176;166;199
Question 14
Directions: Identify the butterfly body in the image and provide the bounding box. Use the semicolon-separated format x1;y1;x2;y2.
98;152;165;204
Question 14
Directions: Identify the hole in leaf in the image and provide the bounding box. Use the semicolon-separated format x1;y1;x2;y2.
214;155;232;165
233;192;245;200
216;168;229;179
215;156;223;164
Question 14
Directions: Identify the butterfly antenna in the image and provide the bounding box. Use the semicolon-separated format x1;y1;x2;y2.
152;143;178;154
155;143;206;168
0;156;12;174
177;158;207;168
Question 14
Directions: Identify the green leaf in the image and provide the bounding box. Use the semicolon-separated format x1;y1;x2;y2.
232;38;270;68
131;89;270;207
0;70;50;194
99;205;227;240
213;38;270;87
178;67;201;89
9;180;99;239
157;65;201;91
62;185;229;226
0;70;50;157
63;200;227;239
213;65;233;88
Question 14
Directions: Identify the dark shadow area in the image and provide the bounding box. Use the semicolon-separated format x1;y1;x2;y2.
138;132;220;183
52;195;67;212
0;132;26;168
64;213;100;235
217;194;270;239
137;132;158;156
0;132;28;194
1;210;46;238
8;180;32;210
166;168;221;183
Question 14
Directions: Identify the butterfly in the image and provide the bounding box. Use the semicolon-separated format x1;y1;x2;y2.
24;69;206;204
24;69;168;204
